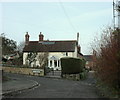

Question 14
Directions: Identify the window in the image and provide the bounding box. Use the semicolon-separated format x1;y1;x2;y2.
54;60;57;67
50;60;52;67
58;60;59;67
66;52;68;56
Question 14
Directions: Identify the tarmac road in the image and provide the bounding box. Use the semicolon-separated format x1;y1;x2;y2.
3;71;101;98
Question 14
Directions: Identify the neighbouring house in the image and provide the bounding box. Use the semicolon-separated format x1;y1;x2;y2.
23;32;83;70
2;52;20;62
83;55;93;70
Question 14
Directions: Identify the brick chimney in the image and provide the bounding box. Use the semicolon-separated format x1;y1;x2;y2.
25;32;30;45
77;32;79;45
39;32;44;41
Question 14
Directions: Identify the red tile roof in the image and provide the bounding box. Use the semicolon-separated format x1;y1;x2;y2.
23;40;77;52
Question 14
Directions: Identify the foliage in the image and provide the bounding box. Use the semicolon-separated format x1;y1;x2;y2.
81;58;86;72
60;57;86;74
92;27;120;93
11;53;23;66
96;80;119;98
79;69;88;80
9;41;25;66
1;33;17;55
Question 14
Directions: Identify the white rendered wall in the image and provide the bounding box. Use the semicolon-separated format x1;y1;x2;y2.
23;51;75;70
74;46;78;58
23;53;28;65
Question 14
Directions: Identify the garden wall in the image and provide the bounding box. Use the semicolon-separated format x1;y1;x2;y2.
2;67;44;76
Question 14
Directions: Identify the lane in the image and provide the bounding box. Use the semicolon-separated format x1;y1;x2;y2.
3;72;100;98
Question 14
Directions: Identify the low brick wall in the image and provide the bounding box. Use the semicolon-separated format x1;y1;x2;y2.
2;67;44;76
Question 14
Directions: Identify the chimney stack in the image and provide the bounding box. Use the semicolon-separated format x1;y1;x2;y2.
39;32;44;41
25;32;30;45
77;32;79;45
77;45;81;53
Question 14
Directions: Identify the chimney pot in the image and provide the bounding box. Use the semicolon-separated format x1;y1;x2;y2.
39;32;44;41
25;32;30;45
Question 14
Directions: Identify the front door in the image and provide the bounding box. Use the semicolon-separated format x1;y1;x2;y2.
48;56;61;70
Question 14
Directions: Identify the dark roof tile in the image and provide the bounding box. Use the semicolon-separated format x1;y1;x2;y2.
23;40;77;52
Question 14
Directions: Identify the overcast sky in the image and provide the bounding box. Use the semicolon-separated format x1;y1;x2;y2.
0;0;114;55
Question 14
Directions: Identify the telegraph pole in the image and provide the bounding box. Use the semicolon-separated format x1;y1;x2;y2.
117;1;120;29
113;0;120;29
113;0;116;29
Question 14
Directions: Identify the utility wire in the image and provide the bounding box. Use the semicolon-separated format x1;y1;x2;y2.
58;0;77;32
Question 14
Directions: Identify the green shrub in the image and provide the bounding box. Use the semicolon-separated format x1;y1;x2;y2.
80;58;86;72
82;59;86;67
60;57;83;74
79;69;88;80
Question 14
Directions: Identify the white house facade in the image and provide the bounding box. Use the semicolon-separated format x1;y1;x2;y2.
23;32;82;70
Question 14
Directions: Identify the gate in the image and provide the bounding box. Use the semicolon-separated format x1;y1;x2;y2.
46;70;61;78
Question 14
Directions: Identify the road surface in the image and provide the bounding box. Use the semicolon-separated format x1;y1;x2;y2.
3;72;101;98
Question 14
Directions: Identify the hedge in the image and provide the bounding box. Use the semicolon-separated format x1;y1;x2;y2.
79;69;88;80
81;58;86;72
60;57;86;74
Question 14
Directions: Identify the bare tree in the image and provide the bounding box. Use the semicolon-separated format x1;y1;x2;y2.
26;52;37;67
26;52;48;68
37;52;48;69
17;41;25;53
92;27;120;93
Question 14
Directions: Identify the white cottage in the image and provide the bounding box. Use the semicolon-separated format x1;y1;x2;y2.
23;32;83;70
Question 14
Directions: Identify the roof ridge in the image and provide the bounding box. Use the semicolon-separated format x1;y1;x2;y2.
29;40;77;42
